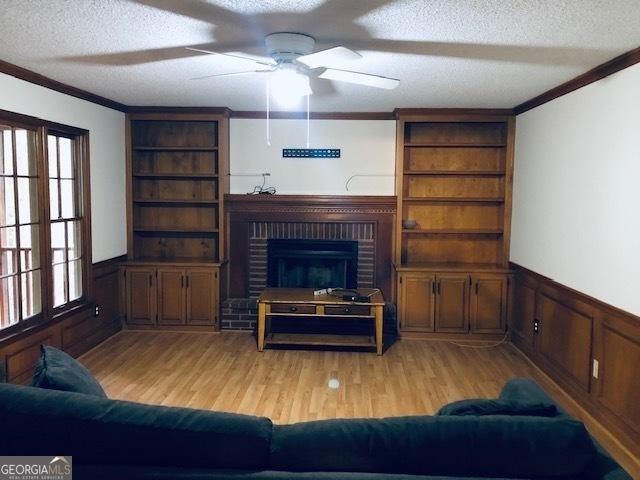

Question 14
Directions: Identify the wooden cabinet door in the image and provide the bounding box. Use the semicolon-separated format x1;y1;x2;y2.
186;268;219;326
125;267;156;325
470;274;508;333
398;273;436;332
435;274;469;333
157;268;186;325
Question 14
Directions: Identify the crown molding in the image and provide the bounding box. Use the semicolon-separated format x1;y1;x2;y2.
126;106;231;115
230;110;395;120
393;108;515;118
515;46;640;115
5;45;640;120
0;59;128;112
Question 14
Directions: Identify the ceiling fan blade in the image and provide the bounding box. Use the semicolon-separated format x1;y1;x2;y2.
185;47;275;67
319;68;400;90
189;69;273;80
296;46;362;68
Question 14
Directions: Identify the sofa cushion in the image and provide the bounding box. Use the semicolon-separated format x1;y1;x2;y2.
270;415;595;478
0;383;273;469
31;345;106;397
436;398;557;417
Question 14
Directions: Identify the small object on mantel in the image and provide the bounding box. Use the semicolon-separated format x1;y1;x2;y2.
402;219;418;229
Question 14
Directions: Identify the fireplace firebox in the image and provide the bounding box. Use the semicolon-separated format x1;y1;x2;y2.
267;239;358;289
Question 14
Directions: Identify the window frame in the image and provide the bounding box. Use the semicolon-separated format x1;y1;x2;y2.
0;109;92;338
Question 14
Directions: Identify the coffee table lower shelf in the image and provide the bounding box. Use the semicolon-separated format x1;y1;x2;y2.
266;333;376;349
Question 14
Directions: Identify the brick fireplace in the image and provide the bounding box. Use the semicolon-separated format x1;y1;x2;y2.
222;195;396;331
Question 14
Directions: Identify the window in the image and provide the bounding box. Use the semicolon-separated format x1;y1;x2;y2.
48;133;84;308
0;111;90;334
1;124;42;329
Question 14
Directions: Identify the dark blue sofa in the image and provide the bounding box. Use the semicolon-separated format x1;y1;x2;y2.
0;378;630;479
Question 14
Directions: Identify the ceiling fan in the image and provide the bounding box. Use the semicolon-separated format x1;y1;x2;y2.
187;32;400;107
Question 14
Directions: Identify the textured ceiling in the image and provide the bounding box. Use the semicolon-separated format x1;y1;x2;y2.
1;0;639;111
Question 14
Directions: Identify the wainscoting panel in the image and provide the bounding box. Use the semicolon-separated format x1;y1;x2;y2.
511;263;640;460
536;292;593;391
0;255;124;384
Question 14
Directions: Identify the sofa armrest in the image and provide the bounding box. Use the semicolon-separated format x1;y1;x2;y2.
500;378;560;407
500;379;632;480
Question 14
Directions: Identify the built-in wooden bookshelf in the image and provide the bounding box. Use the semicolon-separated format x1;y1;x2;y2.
396;117;514;268
394;113;515;338
127;115;228;262
122;112;229;331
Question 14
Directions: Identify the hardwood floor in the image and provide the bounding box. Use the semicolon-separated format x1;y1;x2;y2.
81;331;534;421
80;331;639;477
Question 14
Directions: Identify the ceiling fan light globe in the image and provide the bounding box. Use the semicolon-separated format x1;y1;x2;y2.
269;69;311;109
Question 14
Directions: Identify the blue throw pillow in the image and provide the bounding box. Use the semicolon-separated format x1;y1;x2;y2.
32;345;106;398
436;398;557;417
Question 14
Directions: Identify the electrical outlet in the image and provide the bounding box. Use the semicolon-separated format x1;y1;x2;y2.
533;318;539;334
94;304;100;317
592;359;599;379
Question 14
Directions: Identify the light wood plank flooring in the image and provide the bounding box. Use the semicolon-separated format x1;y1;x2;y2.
80;331;639;477
81;331;536;422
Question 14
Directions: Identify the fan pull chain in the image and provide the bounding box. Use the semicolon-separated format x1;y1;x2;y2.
306;94;310;148
266;80;271;146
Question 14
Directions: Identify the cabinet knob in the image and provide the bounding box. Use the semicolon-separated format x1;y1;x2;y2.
289;306;297;312
343;307;351;313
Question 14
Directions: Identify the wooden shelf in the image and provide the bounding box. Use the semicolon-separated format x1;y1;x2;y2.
266;312;375;319
133;198;218;205
402;228;504;235
395;262;511;272
133;173;218;179
125;257;224;266
402;196;505;203
266;333;375;348
404;170;505;176
133;226;219;233
404;143;506;148
132;146;218;151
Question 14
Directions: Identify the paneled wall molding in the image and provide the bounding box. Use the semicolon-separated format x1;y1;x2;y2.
510;262;640;462
510;262;640;321
0;255;125;383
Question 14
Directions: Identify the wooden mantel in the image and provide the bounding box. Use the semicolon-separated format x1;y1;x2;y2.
224;194;397;299
224;194;397;213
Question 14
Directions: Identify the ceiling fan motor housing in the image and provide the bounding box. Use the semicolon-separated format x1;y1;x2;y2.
265;32;316;63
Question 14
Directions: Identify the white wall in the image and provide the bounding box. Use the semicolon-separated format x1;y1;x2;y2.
230;119;395;195
0;73;126;262
511;63;640;316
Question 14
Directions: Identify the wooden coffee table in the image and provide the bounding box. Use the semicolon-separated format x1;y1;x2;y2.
257;288;385;355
